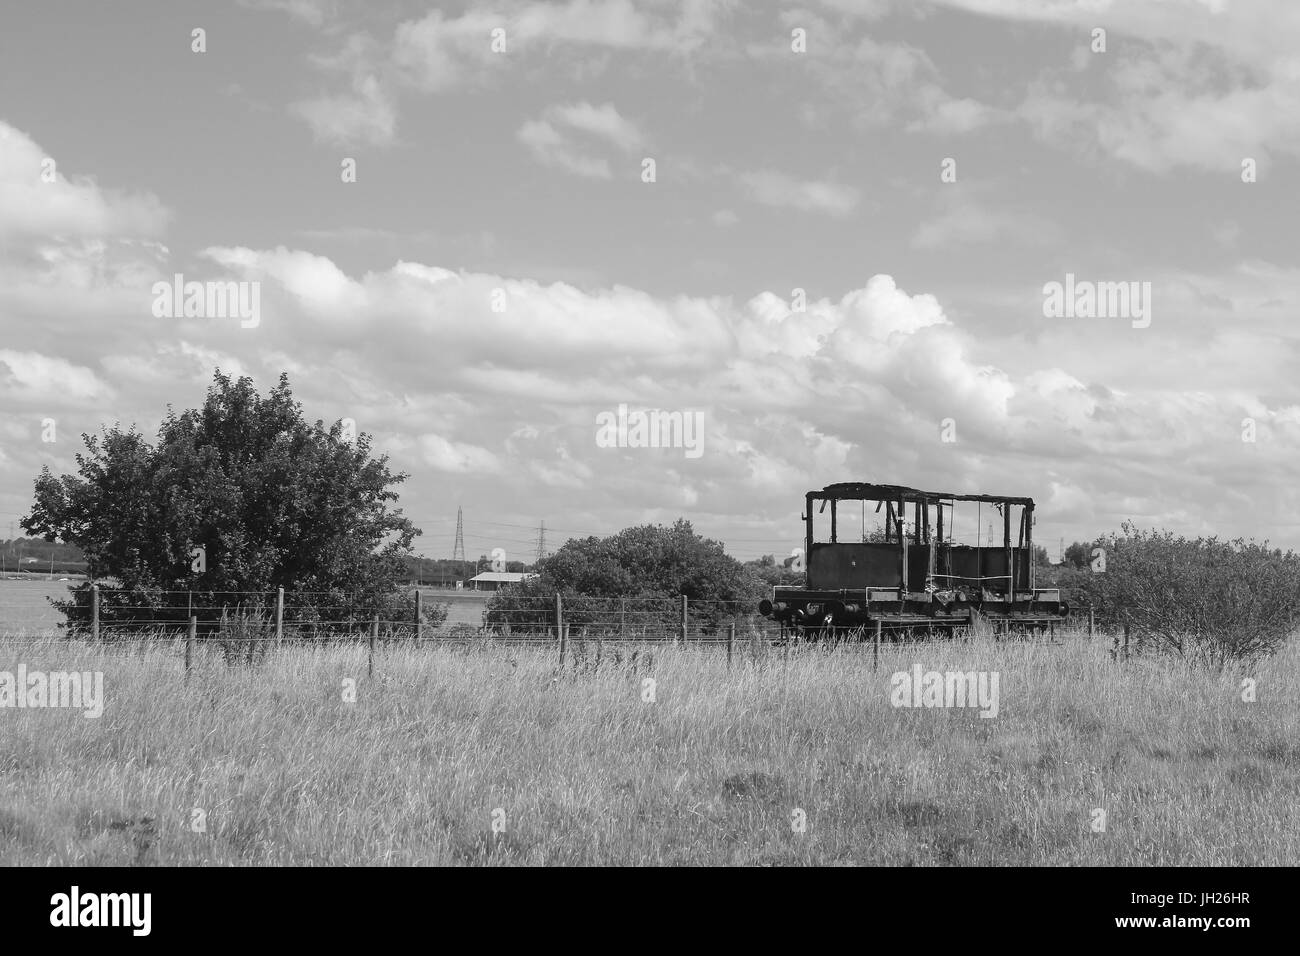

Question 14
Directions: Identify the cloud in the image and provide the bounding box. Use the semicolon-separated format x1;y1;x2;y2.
0;350;113;405
912;194;1064;249
933;0;1300;172
0;123;170;240
292;72;397;147
738;169;861;218
547;101;644;151
290;1;725;142
4;209;1300;547
517;102;644;179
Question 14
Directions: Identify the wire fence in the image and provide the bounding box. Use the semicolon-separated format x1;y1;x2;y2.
0;580;1092;645
0;582;1105;682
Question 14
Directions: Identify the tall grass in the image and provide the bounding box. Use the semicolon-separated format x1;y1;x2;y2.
1;629;1296;865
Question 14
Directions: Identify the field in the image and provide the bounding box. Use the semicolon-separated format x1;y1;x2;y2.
1;628;1296;865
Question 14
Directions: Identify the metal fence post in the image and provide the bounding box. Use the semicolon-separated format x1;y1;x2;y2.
185;616;195;679
873;619;882;672
681;594;688;644
727;622;735;670
275;587;284;643
415;589;423;640
91;583;100;642
369;615;378;677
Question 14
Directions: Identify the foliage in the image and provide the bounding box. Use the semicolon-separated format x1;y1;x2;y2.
744;554;803;588
485;519;764;633
1063;540;1094;570
1080;522;1299;668
22;370;420;635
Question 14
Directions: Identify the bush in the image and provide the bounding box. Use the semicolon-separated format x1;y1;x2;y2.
1081;522;1300;668
485;519;763;636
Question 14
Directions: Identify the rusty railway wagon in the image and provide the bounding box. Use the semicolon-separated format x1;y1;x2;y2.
758;481;1069;635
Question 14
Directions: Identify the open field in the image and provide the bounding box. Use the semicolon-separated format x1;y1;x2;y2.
0;579;80;633
1;629;1296;865
416;589;488;629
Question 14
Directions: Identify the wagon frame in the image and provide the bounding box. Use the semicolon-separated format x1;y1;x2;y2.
758;481;1069;633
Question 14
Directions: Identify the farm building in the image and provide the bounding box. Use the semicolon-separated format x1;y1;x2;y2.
467;572;538;591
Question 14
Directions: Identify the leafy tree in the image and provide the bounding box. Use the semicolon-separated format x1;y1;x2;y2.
23;370;427;636
746;554;803;587
485;519;764;634
1063;540;1093;570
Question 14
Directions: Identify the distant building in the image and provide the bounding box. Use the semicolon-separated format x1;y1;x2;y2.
467;572;538;591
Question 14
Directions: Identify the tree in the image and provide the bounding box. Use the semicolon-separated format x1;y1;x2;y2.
745;554;803;587
1063;540;1093;569
485;519;764;634
23;369;425;635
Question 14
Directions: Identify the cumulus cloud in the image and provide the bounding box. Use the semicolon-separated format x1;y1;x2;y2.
0;122;169;240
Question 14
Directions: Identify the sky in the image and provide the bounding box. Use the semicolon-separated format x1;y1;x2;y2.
1;0;1299;565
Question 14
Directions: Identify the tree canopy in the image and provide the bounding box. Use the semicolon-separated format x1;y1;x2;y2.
24;370;421;632
485;519;763;633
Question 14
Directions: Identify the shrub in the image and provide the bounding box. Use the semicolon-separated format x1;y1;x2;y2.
1081;522;1300;668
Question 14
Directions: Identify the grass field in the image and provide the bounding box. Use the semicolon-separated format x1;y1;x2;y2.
1;629;1296;865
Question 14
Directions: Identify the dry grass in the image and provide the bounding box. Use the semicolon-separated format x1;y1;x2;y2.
1;629;1297;865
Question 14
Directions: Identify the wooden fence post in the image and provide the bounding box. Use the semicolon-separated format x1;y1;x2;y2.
185;616;195;679
559;623;568;669
275;587;284;643
1088;607;1095;639
1123;623;1130;661
681;595;688;645
727;622;735;670
91;584;100;642
555;593;563;641
415;589;423;641
369;615;378;677
873;619;882;672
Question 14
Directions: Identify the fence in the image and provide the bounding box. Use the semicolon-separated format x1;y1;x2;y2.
0;582;772;641
0;581;1096;643
0;581;1101;680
